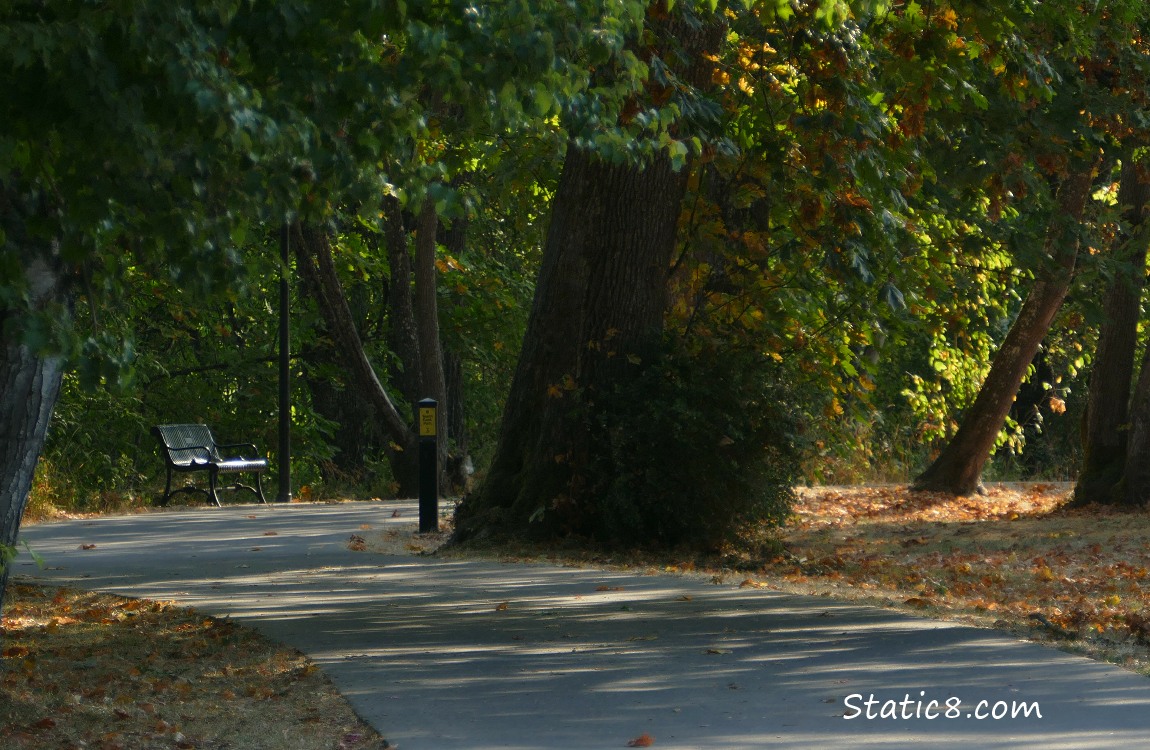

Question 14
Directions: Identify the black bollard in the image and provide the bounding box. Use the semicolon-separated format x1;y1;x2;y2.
417;398;439;533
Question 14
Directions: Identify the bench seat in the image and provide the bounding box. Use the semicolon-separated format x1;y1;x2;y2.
152;423;269;507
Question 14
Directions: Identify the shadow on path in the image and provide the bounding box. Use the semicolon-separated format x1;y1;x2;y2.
15;501;1150;749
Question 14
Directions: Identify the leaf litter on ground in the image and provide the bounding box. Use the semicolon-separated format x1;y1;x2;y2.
745;483;1150;676
1;584;392;750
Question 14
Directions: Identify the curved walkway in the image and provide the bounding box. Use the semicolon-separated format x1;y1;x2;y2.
14;501;1150;749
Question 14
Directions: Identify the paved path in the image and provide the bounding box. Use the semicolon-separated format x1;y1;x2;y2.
13;501;1150;749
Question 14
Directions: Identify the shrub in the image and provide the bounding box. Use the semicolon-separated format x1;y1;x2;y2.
589;343;800;551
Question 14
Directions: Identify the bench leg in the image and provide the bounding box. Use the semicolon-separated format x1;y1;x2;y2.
208;468;223;507
253;472;268;504
160;467;174;507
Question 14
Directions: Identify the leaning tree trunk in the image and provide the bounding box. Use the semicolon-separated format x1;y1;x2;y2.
453;142;690;541
913;160;1099;495
293;223;421;493
1073;157;1150;505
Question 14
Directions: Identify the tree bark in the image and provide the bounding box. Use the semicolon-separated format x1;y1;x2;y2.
440;205;473;490
1124;339;1150;506
383;197;422;407
413;198;449;472
0;339;63;605
453;7;724;541
1074;157;1150;505
913;160;1100;494
453;143;690;541
0;225;68;605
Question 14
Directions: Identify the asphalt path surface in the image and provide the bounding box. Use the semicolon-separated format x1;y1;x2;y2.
14;500;1150;749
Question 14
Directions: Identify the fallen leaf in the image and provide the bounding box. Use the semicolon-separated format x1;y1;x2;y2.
262;531;278;536
79;544;97;550
391;510;402;518
626;733;655;747
705;648;731;655
495;602;509;611
904;597;932;608
347;535;367;552
596;586;624;592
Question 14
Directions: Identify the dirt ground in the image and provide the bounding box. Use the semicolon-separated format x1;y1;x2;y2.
6;483;1150;747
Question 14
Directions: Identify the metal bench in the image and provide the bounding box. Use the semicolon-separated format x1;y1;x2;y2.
152;423;269;506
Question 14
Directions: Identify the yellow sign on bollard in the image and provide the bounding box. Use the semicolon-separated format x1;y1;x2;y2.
416;398;439;533
419;404;436;438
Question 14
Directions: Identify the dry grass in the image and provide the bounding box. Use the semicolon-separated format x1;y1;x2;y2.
1;584;391;750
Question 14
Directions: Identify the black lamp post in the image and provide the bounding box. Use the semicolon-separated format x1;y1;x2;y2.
277;223;292;503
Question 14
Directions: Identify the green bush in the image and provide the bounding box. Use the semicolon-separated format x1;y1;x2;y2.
589;343;800;551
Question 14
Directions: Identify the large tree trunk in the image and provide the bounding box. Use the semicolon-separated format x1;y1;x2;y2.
913;160;1099;495
454;7;723;541
0;340;63;605
453;143;690;541
0;233;68;605
1073;157;1150;505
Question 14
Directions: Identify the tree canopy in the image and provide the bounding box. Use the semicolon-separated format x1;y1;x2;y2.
6;0;1150;589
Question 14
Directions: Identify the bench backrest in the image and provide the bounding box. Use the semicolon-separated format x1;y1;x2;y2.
153;424;221;466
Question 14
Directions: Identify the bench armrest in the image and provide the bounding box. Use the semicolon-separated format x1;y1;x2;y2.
217;442;261;458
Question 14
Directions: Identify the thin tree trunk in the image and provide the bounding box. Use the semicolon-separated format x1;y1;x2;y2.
1124;342;1150;505
383;196;422;407
1074;158;1150;505
413;198;449;473
440;204;473;491
913;160;1100;495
